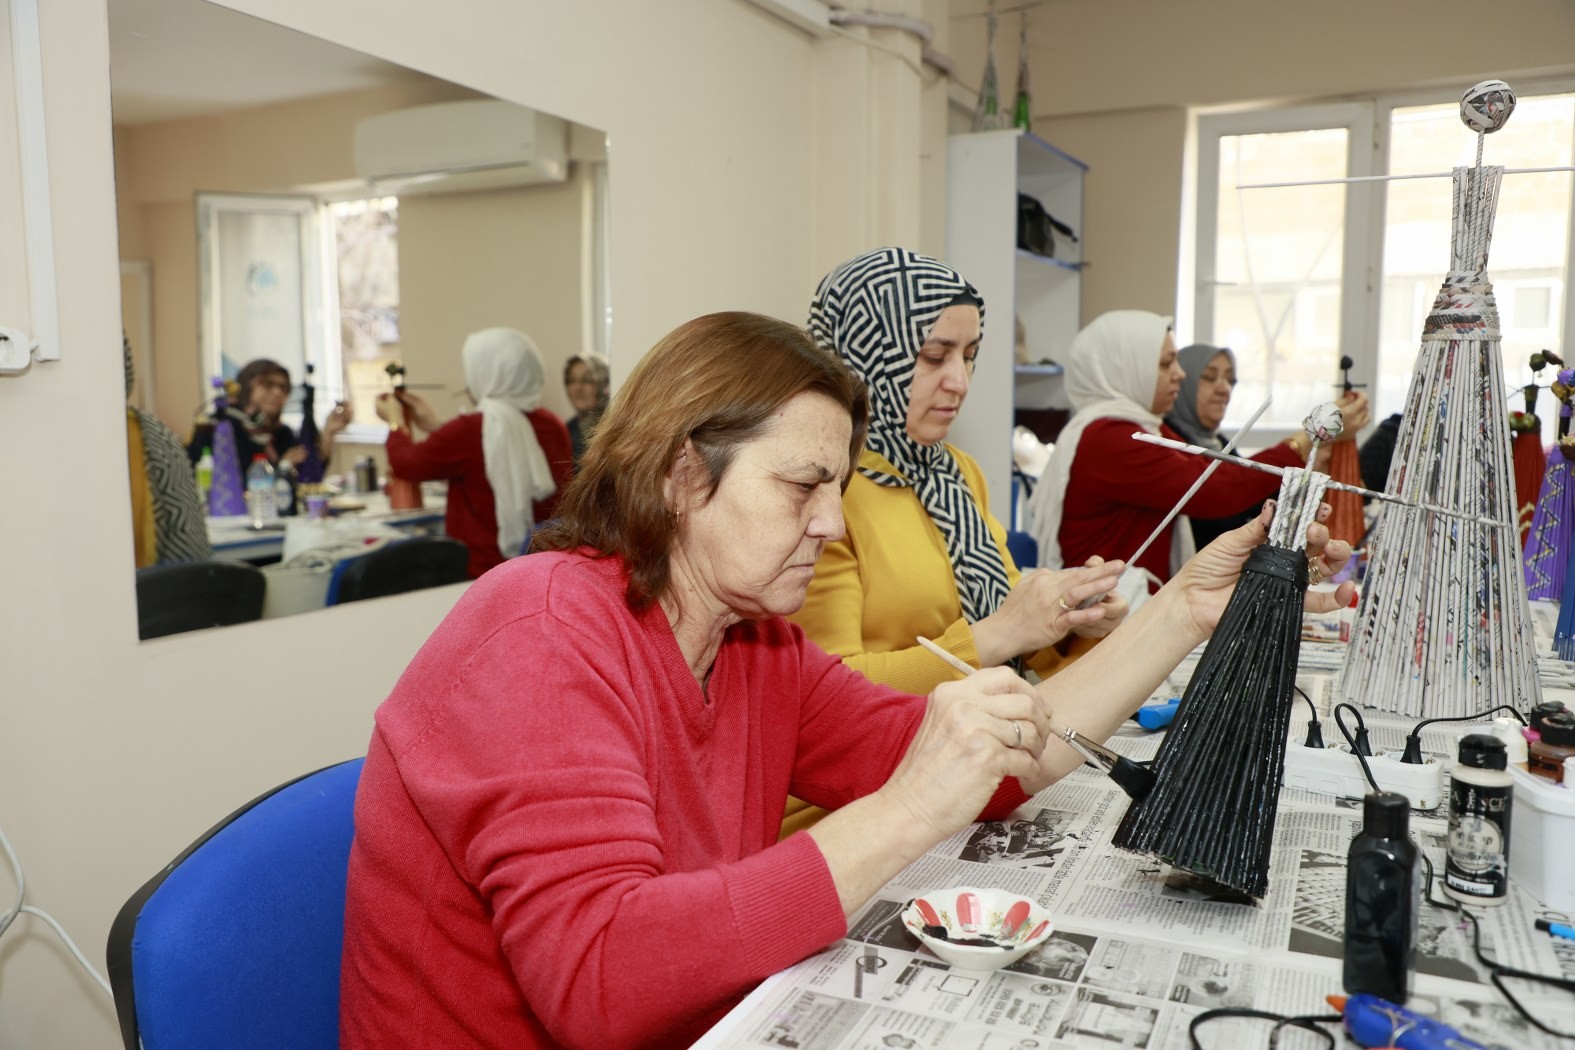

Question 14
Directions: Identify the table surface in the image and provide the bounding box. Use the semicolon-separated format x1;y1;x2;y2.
695;618;1575;1050
208;490;446;562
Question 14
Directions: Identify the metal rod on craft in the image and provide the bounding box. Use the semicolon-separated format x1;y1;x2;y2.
1236;165;1575;191
1130;432;1509;529
1124;397;1273;571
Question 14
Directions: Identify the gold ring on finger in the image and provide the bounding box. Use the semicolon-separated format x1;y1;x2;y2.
1013;721;1023;749
1056;597;1073;613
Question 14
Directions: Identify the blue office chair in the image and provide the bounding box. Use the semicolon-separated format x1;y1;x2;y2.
1005;529;1039;570
105;757;365;1050
324;536;469;605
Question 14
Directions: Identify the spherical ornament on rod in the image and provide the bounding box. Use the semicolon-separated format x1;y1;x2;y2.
1460;79;1517;134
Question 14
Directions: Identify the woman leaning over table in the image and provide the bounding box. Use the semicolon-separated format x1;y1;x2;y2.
338;310;1355;1050
1028;310;1366;594
784;248;1128;833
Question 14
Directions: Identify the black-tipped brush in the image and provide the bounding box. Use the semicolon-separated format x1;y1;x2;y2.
915;636;1155;801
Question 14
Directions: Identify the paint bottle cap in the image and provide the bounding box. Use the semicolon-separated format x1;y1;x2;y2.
1492;717;1530;764
1361;791;1410;838
1529;700;1570;733
1540;712;1575;747
1457;733;1507;770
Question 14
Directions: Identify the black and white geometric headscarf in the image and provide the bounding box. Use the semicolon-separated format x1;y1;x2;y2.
808;247;1011;624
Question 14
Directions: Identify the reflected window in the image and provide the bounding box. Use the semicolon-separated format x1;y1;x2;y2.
331;196;402;428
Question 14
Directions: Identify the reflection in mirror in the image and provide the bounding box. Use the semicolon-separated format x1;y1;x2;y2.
110;0;610;638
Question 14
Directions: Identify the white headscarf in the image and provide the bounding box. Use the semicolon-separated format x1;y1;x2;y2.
462;328;557;561
1027;310;1178;572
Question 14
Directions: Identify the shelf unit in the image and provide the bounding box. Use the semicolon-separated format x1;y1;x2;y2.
946;129;1086;523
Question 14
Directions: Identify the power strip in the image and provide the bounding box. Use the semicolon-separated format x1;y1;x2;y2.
1282;740;1447;810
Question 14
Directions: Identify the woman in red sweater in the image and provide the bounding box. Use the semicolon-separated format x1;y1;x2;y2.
376;327;573;578
1028;310;1353;595
340;312;1355;1049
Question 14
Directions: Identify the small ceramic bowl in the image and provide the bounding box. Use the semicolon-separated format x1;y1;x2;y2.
900;886;1055;971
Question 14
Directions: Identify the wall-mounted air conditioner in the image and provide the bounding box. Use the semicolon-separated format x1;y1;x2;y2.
352;99;569;195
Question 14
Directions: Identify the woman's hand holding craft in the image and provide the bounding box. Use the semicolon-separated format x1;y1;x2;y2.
1070;556;1129;639
1334;390;1371;439
1166;501;1355;639
881;668;1047;840
972;561;1125;666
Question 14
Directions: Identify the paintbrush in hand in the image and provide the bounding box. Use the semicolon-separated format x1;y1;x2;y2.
915;636;1154;801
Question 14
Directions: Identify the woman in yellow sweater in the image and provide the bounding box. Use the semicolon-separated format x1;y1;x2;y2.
783;248;1127;832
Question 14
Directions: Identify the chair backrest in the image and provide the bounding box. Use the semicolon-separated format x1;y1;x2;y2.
106;757;365;1050
135;560;266;640
325;536;470;605
1005;529;1039;570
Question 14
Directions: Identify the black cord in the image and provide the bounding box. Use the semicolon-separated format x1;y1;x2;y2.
1401;704;1527;764
1332;703;1381;793
1420;854;1575;1039
1188;1008;1340;1049
1295;686;1324;748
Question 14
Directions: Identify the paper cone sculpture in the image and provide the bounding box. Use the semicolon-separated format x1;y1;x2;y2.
206;378;248;517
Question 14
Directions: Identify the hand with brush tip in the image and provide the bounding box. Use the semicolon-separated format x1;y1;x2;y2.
1168;499;1356;638
970;559;1126;665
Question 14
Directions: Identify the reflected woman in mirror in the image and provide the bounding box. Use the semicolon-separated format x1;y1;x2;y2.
186;357;351;471
376;327;573;579
126;334;211;567
562;351;610;469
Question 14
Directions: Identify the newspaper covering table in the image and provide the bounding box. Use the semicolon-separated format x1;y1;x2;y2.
695;639;1575;1050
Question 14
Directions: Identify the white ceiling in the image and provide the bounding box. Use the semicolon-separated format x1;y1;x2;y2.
108;0;427;124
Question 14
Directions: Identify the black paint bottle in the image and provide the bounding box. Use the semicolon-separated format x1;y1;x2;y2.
1444;734;1513;906
1343;791;1420;1002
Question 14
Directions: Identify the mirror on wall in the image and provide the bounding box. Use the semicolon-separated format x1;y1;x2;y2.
111;0;610;639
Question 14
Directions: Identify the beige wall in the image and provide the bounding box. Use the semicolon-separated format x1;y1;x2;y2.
112;77;591;448
948;0;1575;323
0;1;940;1046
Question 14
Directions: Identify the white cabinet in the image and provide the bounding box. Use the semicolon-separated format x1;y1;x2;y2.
946;129;1086;525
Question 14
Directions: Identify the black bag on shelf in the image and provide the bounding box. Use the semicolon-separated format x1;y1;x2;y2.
1016;193;1078;259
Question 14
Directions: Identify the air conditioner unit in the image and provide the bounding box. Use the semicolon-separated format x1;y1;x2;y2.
352;99;569;195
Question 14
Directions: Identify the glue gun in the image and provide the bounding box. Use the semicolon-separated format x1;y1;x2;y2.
1135;698;1180;730
1326;994;1492;1050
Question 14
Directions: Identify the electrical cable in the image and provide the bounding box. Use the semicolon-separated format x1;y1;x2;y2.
1187;1006;1340;1048
1420;853;1575;1039
1332;703;1382;793
0;822;114;999
1295;685;1324;747
1400;703;1527;763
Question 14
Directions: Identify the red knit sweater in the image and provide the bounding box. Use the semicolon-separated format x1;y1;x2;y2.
339;550;1028;1049
384;409;573;579
1058;419;1305;584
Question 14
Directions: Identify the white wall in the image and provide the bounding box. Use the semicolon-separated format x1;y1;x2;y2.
0;1;939;1045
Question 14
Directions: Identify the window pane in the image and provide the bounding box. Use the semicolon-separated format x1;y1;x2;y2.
1378;95;1574;443
331;196;402;427
1211;129;1348;431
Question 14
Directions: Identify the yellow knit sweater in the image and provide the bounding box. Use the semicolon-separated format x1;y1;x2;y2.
781;446;1089;835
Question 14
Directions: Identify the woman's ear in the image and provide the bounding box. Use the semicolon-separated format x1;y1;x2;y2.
663;439;696;516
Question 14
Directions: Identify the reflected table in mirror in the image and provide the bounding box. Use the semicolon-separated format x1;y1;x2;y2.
209;489;447;565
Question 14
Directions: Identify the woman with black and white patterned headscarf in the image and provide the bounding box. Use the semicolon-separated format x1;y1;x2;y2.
790;247;1127;702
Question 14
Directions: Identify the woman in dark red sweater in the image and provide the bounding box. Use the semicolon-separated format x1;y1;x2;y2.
376;328;573;578
1028;311;1316;594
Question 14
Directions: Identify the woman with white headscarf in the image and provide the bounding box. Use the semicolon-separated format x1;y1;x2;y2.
1027;312;1310;593
378;328;574;579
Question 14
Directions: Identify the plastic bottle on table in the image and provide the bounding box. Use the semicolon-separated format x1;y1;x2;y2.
1342;791;1419;1003
1443;734;1513;906
273;459;298;517
194;447;214;506
245;454;278;527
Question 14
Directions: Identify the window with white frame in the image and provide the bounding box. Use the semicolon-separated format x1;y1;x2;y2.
1194;87;1575;446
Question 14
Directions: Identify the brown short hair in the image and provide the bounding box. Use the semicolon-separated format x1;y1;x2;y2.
235;358;291;412
534;312;868;609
